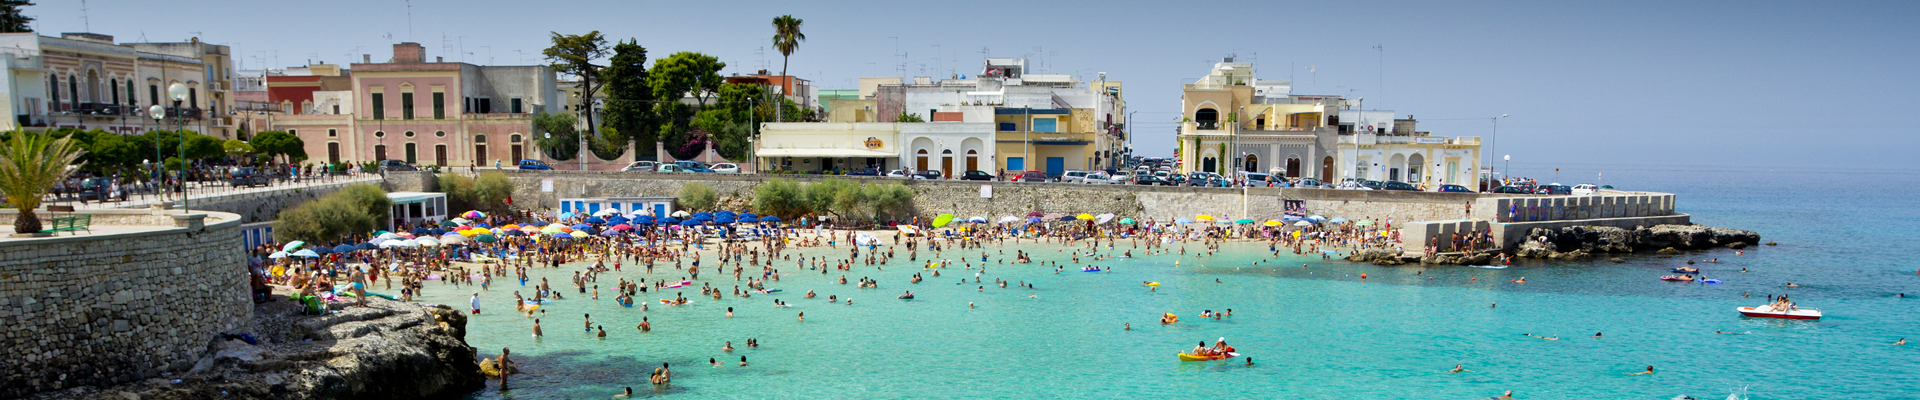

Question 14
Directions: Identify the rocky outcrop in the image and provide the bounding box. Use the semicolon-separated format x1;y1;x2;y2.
1515;224;1759;260
1345;247;1411;266
29;290;485;400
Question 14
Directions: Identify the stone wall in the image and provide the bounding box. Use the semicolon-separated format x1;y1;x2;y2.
433;171;1559;223
116;178;379;224
0;209;252;397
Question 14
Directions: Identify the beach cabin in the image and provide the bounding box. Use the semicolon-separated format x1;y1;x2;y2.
388;192;449;230
558;197;677;217
238;221;274;249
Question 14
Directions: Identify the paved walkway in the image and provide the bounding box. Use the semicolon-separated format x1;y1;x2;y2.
50;175;385;211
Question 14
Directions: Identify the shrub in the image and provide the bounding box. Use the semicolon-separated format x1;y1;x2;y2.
752;179;805;218
679;183;717;211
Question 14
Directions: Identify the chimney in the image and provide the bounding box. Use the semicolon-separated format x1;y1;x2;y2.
363;54;371;64
392;42;426;64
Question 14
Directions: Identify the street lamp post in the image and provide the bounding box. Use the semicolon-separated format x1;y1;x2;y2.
1490;114;1508;183
149;83;191;213
1503;154;1511;184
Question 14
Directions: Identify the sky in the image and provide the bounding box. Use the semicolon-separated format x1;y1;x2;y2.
27;0;1920;170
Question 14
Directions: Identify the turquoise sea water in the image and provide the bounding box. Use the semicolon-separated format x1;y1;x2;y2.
423;164;1919;399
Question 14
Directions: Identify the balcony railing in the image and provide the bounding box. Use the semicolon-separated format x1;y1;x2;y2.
1196;121;1219;130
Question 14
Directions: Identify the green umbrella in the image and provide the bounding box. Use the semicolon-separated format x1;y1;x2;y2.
1234;218;1256;224
1119;218;1135;224
474;234;499;243
932;214;956;228
1355;220;1375;226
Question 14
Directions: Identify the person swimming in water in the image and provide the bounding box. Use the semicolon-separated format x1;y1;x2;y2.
1628;365;1655;375
1449;364;1474;373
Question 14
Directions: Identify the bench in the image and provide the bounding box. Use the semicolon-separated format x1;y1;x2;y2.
40;205;91;235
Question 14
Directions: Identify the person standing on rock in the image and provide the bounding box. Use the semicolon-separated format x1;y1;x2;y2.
349;267;368;308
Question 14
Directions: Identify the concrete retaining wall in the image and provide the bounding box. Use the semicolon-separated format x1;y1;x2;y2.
0;209;252;397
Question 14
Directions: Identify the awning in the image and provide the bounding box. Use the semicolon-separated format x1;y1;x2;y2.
756;148;898;158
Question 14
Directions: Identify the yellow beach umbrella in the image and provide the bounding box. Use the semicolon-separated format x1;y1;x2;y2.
1076;213;1094;220
1195;215;1216;222
1263;220;1283;227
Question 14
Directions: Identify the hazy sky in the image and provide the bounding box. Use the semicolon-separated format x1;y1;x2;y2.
29;0;1919;170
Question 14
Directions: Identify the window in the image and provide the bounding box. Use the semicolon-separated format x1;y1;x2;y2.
998;122;1015;131
375;144;388;160
46;75;58;110
435;130;445;138
404;130;415;138
371;93;385;119
404;143;417;164
432;92;444;119
188;87;197;108
328;129;337;137
478;98;491;114
474;135;487;143
110;78;119;105
287;129;297;136
510;98;522;114
332;105;340;114
510;134;521;143
149;84;158;107
327;142;340;164
1033;117;1057;133
68;75;78;108
126;80;136;105
374;131;386;138
401;92;414;119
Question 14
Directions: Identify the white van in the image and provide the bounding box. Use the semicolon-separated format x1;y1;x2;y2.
1572;184;1601;195
1061;170;1090;183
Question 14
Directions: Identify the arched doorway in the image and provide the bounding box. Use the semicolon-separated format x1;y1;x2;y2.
1387;154;1407;182
1286;157;1301;178
916;149;929;172
1407;153;1426;185
1243;153;1258;172
85;70;100;104
1320;156;1334;181
1202;157;1217;173
941;149;954;178
965;149;979;172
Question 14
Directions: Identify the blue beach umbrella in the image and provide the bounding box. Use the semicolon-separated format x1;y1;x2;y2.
1056;215;1076;222
268;251;289;259
585;216;607;225
558;212;577;220
634;216;656;225
716;211;738;219
292;249;320;258
332;244;357;253
524;220;547;227
354;242;378;250
660;217;680;225
1026;217;1042;223
606;216;629;225
739;213;759;220
410;227;432;236
310;246;333;255
680;219;701;226
715;215;736;224
570;223;592;230
1175;218;1195;224
1329;217;1349;224
475;223;493;228
759;216;781;222
692;212;713;221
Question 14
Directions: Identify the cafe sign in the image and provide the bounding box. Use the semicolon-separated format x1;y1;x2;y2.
864;137;884;149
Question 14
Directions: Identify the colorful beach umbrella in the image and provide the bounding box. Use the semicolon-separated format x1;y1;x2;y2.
1264;220;1283;227
1329;217;1349;224
1175;218;1195;224
998;216;1020;223
968;216;988;223
1195;215;1216;222
1235;218;1256;224
1096;213;1115;224
281;241;306;251
1119;218;1135;225
463;210;486;219
932;214;956;228
759;216;781;222
438;220;460;228
1294;221;1313;227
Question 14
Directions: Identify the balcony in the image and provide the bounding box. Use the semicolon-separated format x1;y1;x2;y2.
1195;121;1219;130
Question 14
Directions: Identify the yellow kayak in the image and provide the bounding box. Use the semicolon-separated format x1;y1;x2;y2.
1178;352;1237;362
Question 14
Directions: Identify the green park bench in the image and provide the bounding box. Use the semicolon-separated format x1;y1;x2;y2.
39;205;91;235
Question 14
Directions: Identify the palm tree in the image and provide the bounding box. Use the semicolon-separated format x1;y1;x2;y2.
0;130;86;234
771;15;805;122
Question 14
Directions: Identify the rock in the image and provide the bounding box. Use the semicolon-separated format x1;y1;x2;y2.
1609;257;1626;263
1727;242;1748;249
1657;247;1679;254
1766;241;1777;246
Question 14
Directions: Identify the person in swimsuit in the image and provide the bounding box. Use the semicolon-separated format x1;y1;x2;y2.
1450;364;1474;373
1628;365;1654;375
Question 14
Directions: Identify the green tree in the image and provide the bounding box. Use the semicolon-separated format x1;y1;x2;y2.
335;184;393;224
272;184;390;243
602;39;654;159
751;178;806;219
250;131;306;165
0;129;84;233
678;183;717;211
802;178;861;221
533;111;579;161
438;171;513;215
771;15;805;121
651;52;726;159
895;111;926;122
544;31;609;143
0;1;32;33
862;183;914;221
223;139;253;161
183;134;224;161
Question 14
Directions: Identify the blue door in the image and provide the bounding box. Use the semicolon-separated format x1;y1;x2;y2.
654;204;667;218
588;202;601;215
1046;157;1065;178
1007;157;1024;171
560;201;570;213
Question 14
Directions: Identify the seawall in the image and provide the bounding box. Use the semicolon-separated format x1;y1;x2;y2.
0;209;252;397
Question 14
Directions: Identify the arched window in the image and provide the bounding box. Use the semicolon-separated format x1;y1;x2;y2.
67;74;78;108
474;135;487;143
109;78;119;105
509;134;522;143
1194;108;1218;129
46;74;58;110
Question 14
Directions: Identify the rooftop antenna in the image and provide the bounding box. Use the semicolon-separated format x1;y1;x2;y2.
931;44;941;78
458;36;467;63
405;0;415;41
755;46;765;71
481;46;493;66
78;0;89;32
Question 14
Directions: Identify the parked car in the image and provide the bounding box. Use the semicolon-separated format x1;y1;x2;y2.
1296;177;1329;189
657;164;683;173
710;163;741;173
1571;183;1601;195
1380;180;1419;191
1185;172;1210;187
959;170;995;181
673;160;714;173
1535;184;1573;195
380;159;418;171
1133;175;1166;186
1491;185;1532;194
1240;173;1271;187
1106;171;1132;184
914;169;944;180
1084;171;1110;184
621;161;658;172
79;177;126;201
1437;184;1475;193
844;168;882;176
517;159;553;170
885;169;912;178
1014;171;1048;182
1168;174;1188;186
1061;170;1090;183
1336;178;1373;190
228;167;271;188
